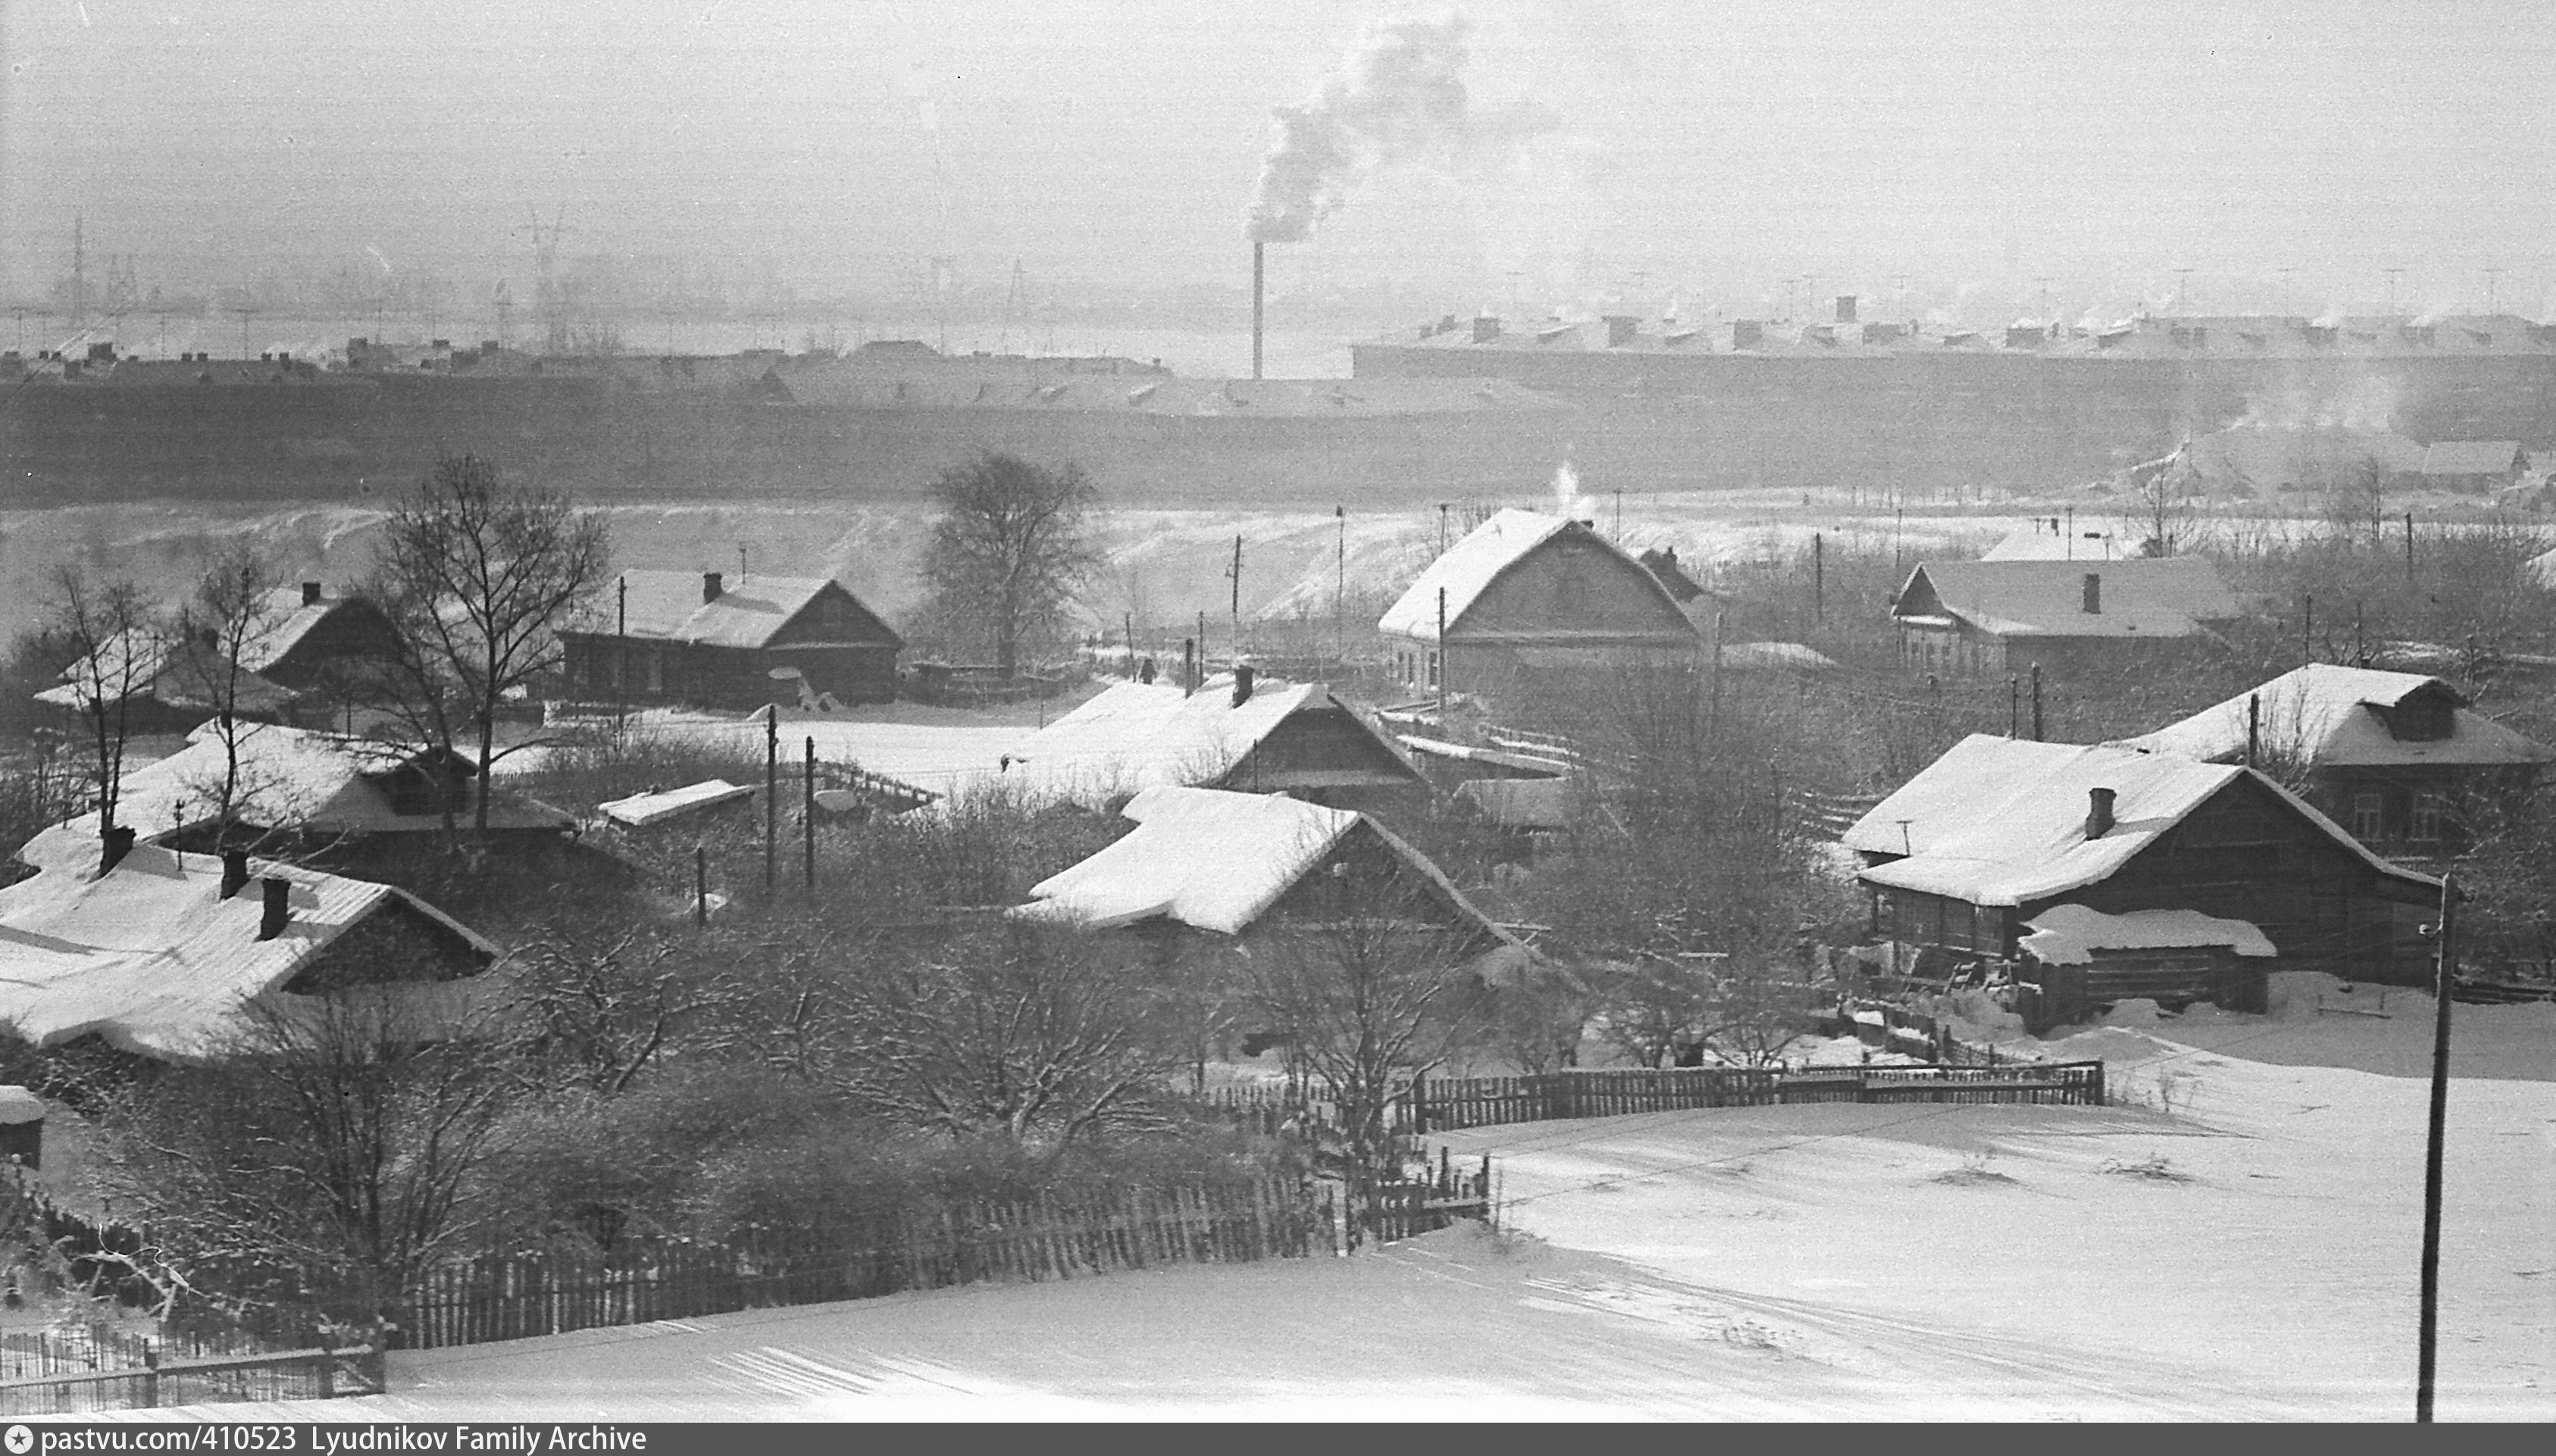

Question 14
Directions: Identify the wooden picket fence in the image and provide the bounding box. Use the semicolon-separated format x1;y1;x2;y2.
1406;1062;2106;1133
400;1178;1325;1351
0;1323;157;1381
0;1345;385;1416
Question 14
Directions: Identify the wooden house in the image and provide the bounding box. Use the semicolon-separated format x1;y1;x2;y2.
2412;440;2525;495
2116;664;2551;855
1844;735;2442;993
558;570;903;710
1010;786;1527;1023
0;842;502;1062
15;720;574;879
995;669;1424;810
34;583;402;732
1889;557;2242;680
1378;510;1699;698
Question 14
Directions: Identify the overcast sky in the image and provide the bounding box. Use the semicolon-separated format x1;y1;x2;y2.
5;0;2553;322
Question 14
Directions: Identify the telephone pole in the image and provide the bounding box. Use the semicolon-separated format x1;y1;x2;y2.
2416;874;2457;1422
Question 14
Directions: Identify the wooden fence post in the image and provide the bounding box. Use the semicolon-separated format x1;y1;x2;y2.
140;1346;158;1408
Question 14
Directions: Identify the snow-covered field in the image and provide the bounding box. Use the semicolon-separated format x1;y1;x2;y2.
109;1003;2551;1423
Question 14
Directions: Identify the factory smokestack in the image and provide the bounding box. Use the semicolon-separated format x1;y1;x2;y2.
1245;14;1549;246
1253;241;1265;380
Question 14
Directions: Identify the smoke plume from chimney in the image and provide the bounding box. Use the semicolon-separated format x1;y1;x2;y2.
1246;13;1553;245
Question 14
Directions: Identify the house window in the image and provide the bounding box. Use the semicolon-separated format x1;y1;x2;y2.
2351;792;2384;841
2410;791;2446;842
1427;651;1441;688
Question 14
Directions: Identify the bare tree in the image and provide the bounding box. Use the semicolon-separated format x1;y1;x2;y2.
1245;857;1492;1218
2117;442;2201;556
88;994;512;1333
45;567;162;851
2323;452;2392;551
920;452;1100;678
373;454;611;834
838;922;1186;1143
171;544;289;843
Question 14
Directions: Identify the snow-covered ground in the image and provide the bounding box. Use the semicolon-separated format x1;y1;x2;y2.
105;1005;2551;1422
497;695;1104;799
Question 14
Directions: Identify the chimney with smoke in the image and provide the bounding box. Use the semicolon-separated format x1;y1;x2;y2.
1232;664;1256;707
221;849;250;899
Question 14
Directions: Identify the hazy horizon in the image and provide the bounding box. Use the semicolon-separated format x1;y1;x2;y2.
8;0;2554;335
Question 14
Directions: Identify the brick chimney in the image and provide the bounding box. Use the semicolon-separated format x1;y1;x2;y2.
2082;572;2102;614
258;877;293;941
702;571;724;604
301;580;323;606
99;826;136;876
221;849;250;898
1231;664;1256;708
2086;787;2117;840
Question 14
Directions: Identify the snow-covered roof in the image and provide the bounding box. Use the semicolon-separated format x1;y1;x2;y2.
2417;440;2522;476
1893;558;2242;639
1377;509;1692;643
24;720;573;865
592;570;899;651
598;779;756;829
2115;664;2554;768
996;676;1419;805
1013;786;1359;933
1847;734;2436;907
0;844;499;1060
1011;786;1517;951
2018;904;2276;966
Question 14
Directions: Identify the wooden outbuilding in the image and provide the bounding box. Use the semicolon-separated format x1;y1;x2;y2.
559;570;903;710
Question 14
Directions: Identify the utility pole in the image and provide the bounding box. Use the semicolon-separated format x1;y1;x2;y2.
2416;873;2457;1423
615;575;627;733
2008;674;2019;738
2246;694;2260;768
764;705;778;893
2405;513;2416;583
1334;505;1347;665
1813;532;1825;625
803;736;817;892
694;845;709;927
2304;594;2314;669
1438;501;1450;555
1436;588;1449;725
2384;267;2404;315
2030;663;2044;742
1229;535;1244;658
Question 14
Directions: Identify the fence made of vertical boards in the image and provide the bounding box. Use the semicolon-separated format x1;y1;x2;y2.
402;1178;1325;1351
0;1346;386;1417
0;1323;156;1382
1408;1062;2106;1133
